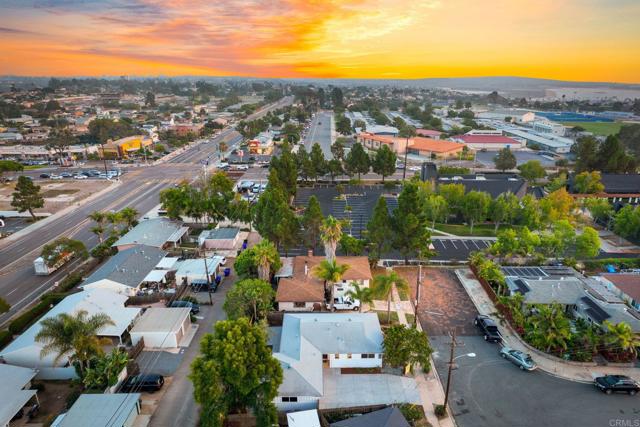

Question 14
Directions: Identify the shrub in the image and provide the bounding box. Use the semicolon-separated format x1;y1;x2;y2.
398;404;424;422
0;329;13;348
56;271;83;293
435;404;447;417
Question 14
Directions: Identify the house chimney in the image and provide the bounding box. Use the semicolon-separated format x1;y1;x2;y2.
304;261;308;276
307;249;314;257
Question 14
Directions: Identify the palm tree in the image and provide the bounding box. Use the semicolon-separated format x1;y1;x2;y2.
35;310;115;376
253;240;280;282
346;283;373;312
88;211;107;243
313;259;349;311
604;321;640;358
321;216;342;263
372;271;409;324
118;207;138;231
526;304;571;353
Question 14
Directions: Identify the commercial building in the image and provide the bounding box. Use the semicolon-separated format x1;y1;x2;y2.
248;131;275;155
99;135;153;159
356;132;464;158
476;109;536;124
532;120;566;136
500;127;573;153
455;134;525;151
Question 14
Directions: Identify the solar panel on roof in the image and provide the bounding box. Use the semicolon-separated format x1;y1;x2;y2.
581;296;611;323
513;279;530;294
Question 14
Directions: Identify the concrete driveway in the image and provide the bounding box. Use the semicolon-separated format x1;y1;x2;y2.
319;368;421;409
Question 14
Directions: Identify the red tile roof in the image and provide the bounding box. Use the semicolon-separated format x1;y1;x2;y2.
408;137;463;153
602;274;640;301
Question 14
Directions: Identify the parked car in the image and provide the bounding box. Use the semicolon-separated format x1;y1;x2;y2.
169;299;200;315
251;184;261;193
50;174;63;180
60;172;73;178
474;315;502;343
39;173;50;179
234;164;249;171
500;347;537;371
217;256;227;266
73;174;87;180
594;375;640;395
328;296;361;311
120;374;165;393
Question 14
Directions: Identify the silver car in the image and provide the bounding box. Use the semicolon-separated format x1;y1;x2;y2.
500;347;537;371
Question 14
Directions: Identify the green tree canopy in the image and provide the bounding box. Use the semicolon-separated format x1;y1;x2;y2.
11;176;44;221
518;160;546;183
461;190;491;233
367;197;392;265
301;195;324;250
392;181;432;263
41;237;88;267
383;325;433;373
575;226;601;259
189;318;283;427
493;147;517;171
573;171;604;194
372;144;397;182
0;160;23;180
345;143;370;180
223;279;275;323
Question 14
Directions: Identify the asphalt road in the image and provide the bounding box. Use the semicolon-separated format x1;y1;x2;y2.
0;97;292;325
431;335;640;427
304;111;334;158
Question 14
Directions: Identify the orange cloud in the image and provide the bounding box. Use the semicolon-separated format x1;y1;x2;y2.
0;0;638;82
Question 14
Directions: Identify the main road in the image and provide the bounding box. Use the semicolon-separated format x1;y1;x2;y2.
0;96;293;324
304;111;334;159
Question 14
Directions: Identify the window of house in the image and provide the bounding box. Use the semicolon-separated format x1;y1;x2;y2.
377;354;382;359
335;354;340;359
347;353;352;359
362;354;375;359
293;302;306;308
322;354;328;361
281;397;298;402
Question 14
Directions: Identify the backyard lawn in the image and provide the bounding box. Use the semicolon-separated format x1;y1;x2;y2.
561;121;624;136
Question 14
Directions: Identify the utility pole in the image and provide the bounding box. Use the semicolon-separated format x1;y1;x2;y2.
202;247;212;305
443;330;457;409
402;137;409;181
414;264;422;327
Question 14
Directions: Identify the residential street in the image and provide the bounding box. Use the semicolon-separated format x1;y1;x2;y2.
304;111;334;158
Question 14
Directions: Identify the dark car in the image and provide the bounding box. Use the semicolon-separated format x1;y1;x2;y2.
594;375;640;395
39;173;50;179
169;300;200;314
60;172;73;178
474;315;502;342
120;374;165;393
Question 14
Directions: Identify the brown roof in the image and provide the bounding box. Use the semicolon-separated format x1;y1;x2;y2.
408;137;463;154
602;274;640;301
275;256;372;303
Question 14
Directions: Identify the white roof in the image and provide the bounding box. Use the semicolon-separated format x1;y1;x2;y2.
0;364;37;427
0;289;140;368
58;393;141;427
175;257;224;277
287;410;321;427
142;269;168;283
155;257;179;270
130;308;191;334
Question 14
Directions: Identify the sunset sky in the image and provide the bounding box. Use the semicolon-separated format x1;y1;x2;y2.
1;0;639;82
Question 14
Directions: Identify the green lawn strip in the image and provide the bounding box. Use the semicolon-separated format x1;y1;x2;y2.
560;121;623;136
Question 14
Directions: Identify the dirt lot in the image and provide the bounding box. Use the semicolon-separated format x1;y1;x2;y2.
0;180;111;214
392;266;479;337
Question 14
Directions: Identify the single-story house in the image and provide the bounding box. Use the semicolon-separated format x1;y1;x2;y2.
81;245;167;296
288;410;321;427
198;227;241;250
573;294;640;333
53;393;141;427
130;307;192;349
505;276;586;310
598;274;640;310
113;218;188;251
416;129;443;139
330;407;410;427
0;289;140;379
174;256;224;286
276;256;373;311
0;364;38;427
270;313;383;411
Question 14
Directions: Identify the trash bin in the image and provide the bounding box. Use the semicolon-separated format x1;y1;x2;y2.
224;268;231;277
242;241;248;250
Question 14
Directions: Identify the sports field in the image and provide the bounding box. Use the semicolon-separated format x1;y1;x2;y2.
561;121;624;136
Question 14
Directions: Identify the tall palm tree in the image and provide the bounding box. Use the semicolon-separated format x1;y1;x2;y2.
35;310;115;376
88;211;107;243
320;216;342;263
253;240;280;282
372;271;409;324
346;283;373;312
313;259;349;311
118;207;138;231
604;321;640;358
526;304;571;353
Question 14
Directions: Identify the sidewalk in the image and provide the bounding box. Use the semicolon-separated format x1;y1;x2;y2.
454;268;640;384
388;287;456;427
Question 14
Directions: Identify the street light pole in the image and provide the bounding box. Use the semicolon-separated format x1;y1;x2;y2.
414;264;422;327
443;330;456;409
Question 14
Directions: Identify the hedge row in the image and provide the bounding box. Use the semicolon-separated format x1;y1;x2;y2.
0;329;12;348
584;258;640;271
8;294;67;335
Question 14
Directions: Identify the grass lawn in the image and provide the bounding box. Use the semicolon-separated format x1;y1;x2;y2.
561;121;624;136
434;223;520;237
374;310;399;325
24;164;48;170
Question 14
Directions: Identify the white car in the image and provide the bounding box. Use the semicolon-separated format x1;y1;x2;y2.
328;297;361;311
73;174;87;180
50;174;63;180
234;164;249;171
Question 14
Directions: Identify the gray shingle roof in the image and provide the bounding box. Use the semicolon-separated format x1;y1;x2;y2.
113;218;186;248
330;407;410;427
83;245;167;289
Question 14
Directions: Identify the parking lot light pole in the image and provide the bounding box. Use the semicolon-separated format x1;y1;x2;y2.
444;330;476;409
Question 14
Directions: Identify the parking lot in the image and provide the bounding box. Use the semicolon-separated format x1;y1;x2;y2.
431;238;494;261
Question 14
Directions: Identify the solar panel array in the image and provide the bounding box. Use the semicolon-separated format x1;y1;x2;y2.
502;267;549;278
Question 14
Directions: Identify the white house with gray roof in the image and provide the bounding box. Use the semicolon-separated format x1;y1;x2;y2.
53;393;141;427
269;313;383;411
113;218;188;251
81;245;167;296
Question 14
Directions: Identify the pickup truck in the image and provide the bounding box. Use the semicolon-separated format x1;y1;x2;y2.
474;315;502;343
328;297;361;311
